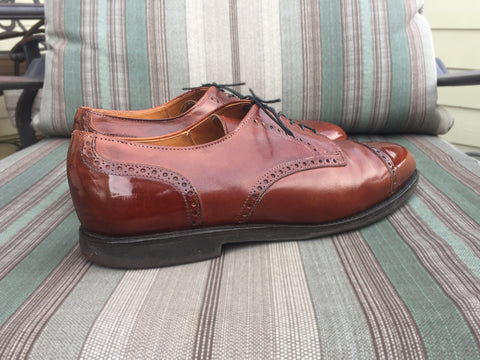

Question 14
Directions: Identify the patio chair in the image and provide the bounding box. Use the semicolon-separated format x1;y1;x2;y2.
0;1;479;358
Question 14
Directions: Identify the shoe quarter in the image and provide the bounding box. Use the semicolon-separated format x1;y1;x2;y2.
91;115;346;228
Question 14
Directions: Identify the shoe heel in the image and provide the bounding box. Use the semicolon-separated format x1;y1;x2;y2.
79;226;223;268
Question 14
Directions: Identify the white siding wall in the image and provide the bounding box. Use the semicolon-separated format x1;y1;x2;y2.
425;0;480;150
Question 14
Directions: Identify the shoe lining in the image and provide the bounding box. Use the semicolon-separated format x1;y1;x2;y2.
92;89;206;120
133;115;226;147
129;102;249;147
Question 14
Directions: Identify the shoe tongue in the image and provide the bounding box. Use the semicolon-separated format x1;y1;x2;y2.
216;103;287;134
178;86;226;115
219;113;243;133
213;101;255;133
179;99;197;114
205;85;241;105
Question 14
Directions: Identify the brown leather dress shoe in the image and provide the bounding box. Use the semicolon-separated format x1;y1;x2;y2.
67;101;417;269
73;85;347;141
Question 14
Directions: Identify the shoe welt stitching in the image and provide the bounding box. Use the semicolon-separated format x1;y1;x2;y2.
80;133;202;228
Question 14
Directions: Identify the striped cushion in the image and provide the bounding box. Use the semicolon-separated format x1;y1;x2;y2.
39;0;452;136
1;136;479;359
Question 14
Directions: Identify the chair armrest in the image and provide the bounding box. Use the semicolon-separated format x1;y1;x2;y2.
0;76;43;148
0;4;44;20
14;87;40;148
437;70;480;86
0;76;43;92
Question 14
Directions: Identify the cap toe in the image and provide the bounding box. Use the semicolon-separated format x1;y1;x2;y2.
364;141;416;193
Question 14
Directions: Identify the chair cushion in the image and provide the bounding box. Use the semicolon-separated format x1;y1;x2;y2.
39;0;452;136
0;135;479;358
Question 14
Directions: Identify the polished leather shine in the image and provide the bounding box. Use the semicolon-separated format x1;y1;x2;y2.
73;86;347;141
67;102;416;238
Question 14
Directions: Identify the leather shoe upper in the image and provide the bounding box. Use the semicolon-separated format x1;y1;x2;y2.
67;102;415;237
73;86;347;141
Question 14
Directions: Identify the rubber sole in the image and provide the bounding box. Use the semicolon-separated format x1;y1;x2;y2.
79;170;419;269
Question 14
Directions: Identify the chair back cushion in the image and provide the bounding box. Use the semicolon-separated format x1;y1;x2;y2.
39;0;452;136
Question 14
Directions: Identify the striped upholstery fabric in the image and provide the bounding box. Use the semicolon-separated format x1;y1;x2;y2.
1;136;479;359
39;0;452;137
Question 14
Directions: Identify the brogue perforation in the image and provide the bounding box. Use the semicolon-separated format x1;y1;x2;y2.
237;153;346;223
81;134;202;227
